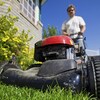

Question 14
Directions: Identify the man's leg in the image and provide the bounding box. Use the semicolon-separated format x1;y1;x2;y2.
77;35;85;55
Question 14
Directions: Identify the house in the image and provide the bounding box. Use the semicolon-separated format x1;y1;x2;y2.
0;0;47;48
86;49;100;56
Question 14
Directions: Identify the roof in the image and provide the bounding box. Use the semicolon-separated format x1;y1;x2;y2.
41;0;47;5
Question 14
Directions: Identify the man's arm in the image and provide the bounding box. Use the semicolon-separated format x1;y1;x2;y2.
79;17;86;35
79;25;86;35
62;30;70;36
62;21;70;36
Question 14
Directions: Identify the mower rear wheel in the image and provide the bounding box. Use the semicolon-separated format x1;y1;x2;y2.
88;56;100;98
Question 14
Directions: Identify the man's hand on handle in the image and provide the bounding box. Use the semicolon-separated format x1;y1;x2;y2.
62;31;70;36
78;32;83;35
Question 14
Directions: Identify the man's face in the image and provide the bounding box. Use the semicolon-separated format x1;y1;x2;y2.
67;7;75;17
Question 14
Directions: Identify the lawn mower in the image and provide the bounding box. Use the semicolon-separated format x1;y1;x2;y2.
0;35;100;98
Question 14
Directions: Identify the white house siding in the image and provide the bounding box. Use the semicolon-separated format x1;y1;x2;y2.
0;0;43;48
35;0;39;24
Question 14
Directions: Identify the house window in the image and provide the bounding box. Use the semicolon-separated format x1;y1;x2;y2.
20;0;35;23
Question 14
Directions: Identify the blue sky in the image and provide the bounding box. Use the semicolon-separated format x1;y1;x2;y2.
41;0;100;51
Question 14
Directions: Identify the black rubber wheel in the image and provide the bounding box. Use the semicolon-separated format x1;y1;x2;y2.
87;56;100;98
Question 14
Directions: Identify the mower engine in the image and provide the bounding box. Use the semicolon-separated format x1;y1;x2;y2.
34;35;74;61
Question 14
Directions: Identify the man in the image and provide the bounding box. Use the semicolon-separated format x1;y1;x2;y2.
62;4;86;54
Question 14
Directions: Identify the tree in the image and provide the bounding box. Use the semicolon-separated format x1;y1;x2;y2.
43;26;59;38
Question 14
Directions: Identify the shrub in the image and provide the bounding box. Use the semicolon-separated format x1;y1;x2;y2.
0;6;34;69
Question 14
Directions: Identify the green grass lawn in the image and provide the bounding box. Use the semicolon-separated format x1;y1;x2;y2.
0;83;97;100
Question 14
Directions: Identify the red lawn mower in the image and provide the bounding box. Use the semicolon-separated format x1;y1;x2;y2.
0;35;100;98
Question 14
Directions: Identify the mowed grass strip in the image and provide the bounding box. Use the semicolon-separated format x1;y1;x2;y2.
0;83;97;100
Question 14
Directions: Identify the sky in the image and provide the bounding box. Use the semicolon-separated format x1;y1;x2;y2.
41;0;100;51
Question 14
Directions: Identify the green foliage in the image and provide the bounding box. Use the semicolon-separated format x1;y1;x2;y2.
0;83;97;100
43;26;59;38
0;6;34;69
0;0;4;6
